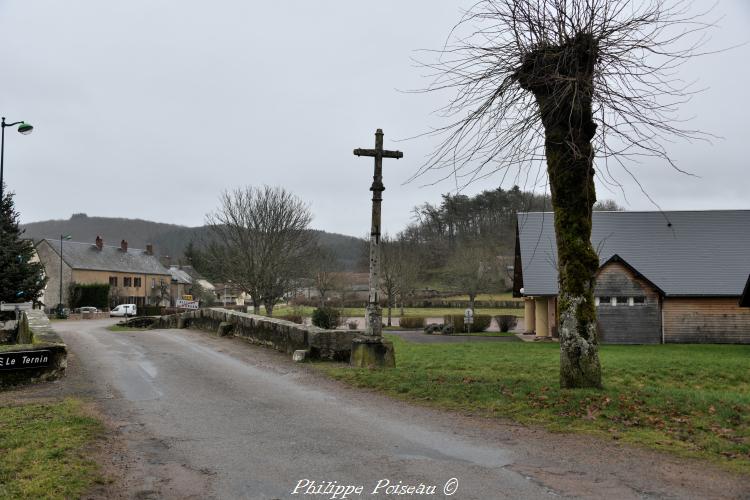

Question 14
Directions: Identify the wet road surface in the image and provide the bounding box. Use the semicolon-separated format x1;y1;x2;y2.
53;320;748;500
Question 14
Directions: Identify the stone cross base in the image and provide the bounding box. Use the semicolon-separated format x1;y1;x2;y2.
350;336;396;368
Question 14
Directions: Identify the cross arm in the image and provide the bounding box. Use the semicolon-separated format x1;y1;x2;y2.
353;148;404;159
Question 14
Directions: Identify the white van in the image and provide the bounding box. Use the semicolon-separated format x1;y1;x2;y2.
110;304;137;317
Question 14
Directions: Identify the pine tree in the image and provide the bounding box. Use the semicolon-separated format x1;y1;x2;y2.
0;184;47;304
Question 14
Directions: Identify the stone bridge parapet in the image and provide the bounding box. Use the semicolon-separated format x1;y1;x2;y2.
157;308;359;361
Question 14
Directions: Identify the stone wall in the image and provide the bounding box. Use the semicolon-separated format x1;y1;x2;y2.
0;310;67;389
156;308;358;361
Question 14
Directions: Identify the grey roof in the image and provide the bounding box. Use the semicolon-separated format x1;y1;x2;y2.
42;239;171;276
741;276;750;307
516;210;750;297
169;266;193;284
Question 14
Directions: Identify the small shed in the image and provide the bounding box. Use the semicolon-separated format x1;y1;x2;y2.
515;210;750;344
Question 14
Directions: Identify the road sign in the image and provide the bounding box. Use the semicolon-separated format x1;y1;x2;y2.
176;299;199;310
0;350;52;370
0;301;33;312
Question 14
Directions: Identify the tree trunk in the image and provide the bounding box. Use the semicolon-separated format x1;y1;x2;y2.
387;297;392;327
516;34;603;388
252;299;260;315
265;301;274;317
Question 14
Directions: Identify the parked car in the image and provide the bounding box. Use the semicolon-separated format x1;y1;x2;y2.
75;306;100;314
110;304;137;317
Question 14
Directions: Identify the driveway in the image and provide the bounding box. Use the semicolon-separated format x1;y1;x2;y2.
37;319;748;499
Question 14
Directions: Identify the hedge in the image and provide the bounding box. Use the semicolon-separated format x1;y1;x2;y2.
398;317;426;329
443;314;491;333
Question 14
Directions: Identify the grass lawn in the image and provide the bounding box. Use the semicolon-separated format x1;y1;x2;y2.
442;293;519;301
318;338;750;473
0;399;105;499
106;325;148;332
265;305;524;318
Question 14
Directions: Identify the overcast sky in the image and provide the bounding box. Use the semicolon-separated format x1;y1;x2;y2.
2;1;749;237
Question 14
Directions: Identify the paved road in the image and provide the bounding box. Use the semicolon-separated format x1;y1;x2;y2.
53;320;747;500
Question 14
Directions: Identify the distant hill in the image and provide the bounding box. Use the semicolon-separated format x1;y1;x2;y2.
21;213;367;271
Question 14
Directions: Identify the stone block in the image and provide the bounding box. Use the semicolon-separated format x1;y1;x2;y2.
292;350;308;362
350;336;396;368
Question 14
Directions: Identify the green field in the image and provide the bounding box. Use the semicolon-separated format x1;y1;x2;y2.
0;399;105;499
318;338;750;473
265;305;524;318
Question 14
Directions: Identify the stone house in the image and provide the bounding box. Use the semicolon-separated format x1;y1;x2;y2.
514;210;750;344
35;236;172;310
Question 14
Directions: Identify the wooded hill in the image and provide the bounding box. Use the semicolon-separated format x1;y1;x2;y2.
21;213;367;271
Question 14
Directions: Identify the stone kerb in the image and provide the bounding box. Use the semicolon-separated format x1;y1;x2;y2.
161;308;357;361
0;309;67;389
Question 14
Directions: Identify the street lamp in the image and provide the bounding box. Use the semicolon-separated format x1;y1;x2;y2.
0;117;34;200
58;234;72;318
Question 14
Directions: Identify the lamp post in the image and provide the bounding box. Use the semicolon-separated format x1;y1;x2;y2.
58;234;72;317
1;117;34;200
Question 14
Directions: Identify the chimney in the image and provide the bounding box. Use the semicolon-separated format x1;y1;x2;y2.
145;243;153;255
120;239;128;252
95;235;103;250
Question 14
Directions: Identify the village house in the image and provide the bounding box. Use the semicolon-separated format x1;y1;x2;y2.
168;265;193;305
35;236;172;310
514;210;750;344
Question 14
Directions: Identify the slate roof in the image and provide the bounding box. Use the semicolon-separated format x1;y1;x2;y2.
169;266;193;284
516;210;750;297
42;239;170;276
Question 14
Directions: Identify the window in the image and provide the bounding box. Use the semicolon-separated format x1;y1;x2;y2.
123;277;132;287
133;277;142;288
616;296;628;306
633;296;646;304
109;276;118;287
597;296;611;306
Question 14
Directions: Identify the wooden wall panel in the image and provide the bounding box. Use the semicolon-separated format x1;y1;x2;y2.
663;298;750;344
594;262;662;344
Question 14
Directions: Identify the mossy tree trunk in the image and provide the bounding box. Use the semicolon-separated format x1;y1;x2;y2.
515;34;603;388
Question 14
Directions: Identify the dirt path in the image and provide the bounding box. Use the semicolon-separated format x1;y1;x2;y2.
3;319;747;499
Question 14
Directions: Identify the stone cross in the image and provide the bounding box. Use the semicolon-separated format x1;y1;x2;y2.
354;129;403;336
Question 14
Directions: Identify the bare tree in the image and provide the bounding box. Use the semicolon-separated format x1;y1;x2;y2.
310;246;342;308
417;0;715;388
204;186;314;317
379;236;400;327
444;245;501;313
395;243;420;316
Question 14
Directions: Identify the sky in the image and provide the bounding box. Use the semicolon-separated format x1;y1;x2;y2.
2;1;749;237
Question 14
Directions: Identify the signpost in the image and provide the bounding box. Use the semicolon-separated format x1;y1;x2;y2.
0;301;33;312
464;308;474;333
176;299;199;310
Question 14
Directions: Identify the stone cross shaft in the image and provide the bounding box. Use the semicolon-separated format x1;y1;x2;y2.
354;129;403;336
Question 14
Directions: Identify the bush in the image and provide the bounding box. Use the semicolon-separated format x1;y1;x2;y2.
495;314;518;332
280;314;304;324
424;323;443;335
398;317;426;329
443;313;491;333
311;307;343;329
471;315;492;332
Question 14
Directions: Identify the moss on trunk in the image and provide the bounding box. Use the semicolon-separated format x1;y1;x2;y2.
515;33;603;388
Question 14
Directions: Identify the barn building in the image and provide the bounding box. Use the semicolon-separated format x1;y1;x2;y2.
514;210;750;344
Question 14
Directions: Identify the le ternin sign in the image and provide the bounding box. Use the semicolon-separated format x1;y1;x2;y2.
0;350;52;370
